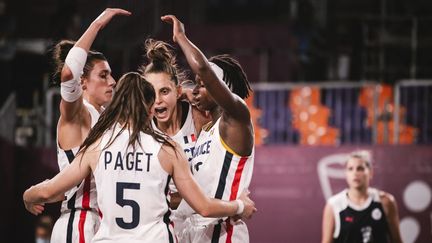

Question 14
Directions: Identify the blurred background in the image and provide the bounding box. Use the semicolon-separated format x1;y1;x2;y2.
0;0;431;242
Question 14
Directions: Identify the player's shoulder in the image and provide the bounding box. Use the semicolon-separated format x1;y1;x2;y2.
159;138;182;156
375;188;396;208
328;189;347;203
327;189;348;211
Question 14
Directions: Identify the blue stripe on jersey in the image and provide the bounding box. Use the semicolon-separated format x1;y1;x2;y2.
66;193;77;243
164;175;171;195
211;223;222;243
64;149;77;243
163;175;174;243
212;151;234;241
64;149;75;163
214;151;233;199
64;150;80;188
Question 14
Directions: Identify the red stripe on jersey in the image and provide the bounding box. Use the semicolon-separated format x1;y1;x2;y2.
224;156;247;242
98;208;103;219
229;157;248;200
78;174;91;243
191;133;196;142
225;219;233;243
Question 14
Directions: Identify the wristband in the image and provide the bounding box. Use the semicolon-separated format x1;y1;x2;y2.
65;47;87;80
61;79;83;102
235;199;244;215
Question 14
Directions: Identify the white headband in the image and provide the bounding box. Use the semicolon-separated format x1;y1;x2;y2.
209;62;224;81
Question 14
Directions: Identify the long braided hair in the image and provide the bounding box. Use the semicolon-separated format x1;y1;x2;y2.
209;54;252;99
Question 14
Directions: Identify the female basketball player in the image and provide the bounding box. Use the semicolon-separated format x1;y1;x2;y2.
162;15;255;243
321;151;403;243
139;39;211;241
50;8;130;243
23;72;257;242
140;38;210;167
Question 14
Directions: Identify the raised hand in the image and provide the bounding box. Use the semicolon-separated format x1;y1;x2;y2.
239;189;257;219
161;15;185;43
93;8;132;29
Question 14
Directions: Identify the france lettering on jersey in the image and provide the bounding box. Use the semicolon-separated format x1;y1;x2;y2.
91;124;175;243
329;188;390;243
151;103;197;162
54;99;101;242
177;118;254;230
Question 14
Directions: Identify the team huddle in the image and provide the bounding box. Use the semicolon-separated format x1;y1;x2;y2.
23;8;256;243
22;7;404;243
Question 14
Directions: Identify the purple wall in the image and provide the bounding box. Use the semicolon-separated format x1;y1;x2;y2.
248;145;432;243
2;140;431;242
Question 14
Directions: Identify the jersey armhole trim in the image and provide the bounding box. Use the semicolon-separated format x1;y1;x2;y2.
220;136;241;157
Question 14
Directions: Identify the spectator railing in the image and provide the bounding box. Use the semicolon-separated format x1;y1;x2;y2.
394;79;432;144
41;80;432;146
0;93;16;143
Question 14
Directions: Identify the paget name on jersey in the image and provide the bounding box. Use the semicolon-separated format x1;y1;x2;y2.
104;151;153;172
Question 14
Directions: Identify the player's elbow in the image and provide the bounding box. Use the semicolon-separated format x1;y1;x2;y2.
61;66;74;82
192;60;212;78
196;204;212;218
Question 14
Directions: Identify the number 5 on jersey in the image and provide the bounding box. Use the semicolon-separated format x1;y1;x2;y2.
116;182;140;229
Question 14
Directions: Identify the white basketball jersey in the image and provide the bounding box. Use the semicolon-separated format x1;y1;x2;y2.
177;117;255;225
92;124;175;243
152;103;197;162
57;99;100;213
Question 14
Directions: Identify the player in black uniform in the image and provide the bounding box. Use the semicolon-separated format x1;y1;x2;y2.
321;151;403;243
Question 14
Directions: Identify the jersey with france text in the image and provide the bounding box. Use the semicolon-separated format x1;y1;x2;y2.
57;99;100;213
329;188;390;243
177;117;254;225
91;124;175;243
151;102;197;162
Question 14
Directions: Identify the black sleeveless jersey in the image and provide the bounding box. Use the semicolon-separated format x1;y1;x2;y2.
328;188;390;243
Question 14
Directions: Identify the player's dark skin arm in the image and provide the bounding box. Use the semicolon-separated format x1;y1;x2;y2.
161;15;253;157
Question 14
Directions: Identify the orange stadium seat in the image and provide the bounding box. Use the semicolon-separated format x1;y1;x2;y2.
245;94;268;146
289;86;339;145
359;84;417;144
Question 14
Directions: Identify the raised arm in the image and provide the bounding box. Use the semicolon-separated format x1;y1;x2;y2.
23;143;100;215
60;8;131;121
321;202;335;243
161;15;250;122
159;142;256;219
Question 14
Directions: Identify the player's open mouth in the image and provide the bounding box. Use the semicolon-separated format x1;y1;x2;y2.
154;107;168;117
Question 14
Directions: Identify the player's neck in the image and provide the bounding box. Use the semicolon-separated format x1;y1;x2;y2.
209;107;222;124
347;188;369;206
83;96;103;113
157;105;182;136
